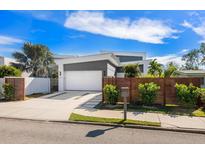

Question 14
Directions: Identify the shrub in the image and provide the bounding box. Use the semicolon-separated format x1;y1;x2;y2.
123;64;141;77
3;83;15;101
138;82;160;105
0;65;22;78
175;83;200;105
103;84;119;105
199;88;205;104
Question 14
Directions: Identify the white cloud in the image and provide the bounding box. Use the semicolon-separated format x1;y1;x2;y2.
64;11;179;44
182;20;205;42
0;35;23;45
150;54;184;66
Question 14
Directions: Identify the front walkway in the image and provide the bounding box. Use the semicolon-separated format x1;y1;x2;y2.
73;102;205;130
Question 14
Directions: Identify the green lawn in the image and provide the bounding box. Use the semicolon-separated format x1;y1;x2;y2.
69;113;161;127
96;103;205;117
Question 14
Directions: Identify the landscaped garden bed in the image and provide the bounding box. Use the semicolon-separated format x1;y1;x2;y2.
95;103;205;117
102;81;205;117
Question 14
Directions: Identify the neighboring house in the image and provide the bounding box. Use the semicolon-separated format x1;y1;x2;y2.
55;51;151;91
176;70;205;87
0;56;31;77
0;56;16;66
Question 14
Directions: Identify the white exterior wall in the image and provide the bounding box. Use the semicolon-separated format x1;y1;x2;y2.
107;63;116;77
25;77;50;95
0;78;4;98
58;64;64;91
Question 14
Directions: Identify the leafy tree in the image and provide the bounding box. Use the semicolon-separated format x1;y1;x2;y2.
148;59;163;77
199;43;205;65
0;65;21;78
12;42;54;77
123;64;141;77
164;62;178;77
181;49;200;70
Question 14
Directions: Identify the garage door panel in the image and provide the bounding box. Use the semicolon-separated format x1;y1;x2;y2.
64;71;102;91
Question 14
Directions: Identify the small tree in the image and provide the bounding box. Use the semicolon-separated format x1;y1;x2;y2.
138;82;160;105
123;64;141;77
0;65;21;78
103;84;119;105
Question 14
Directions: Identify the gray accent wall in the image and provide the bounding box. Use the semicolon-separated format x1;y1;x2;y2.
64;60;116;76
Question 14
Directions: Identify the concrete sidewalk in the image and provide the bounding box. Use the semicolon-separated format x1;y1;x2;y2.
73;106;205;130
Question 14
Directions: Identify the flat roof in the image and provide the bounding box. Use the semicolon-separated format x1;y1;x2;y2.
177;70;205;74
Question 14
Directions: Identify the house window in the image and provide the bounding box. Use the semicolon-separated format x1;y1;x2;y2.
116;55;143;62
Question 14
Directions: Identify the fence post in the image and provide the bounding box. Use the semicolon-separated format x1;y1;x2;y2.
102;76;104;102
163;77;166;106
129;77;132;103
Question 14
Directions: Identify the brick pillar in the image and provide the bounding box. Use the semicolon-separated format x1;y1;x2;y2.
5;77;25;101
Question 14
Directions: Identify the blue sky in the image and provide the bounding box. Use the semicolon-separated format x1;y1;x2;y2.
0;10;205;65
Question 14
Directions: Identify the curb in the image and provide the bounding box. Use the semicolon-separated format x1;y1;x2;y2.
51;120;205;135
1;116;205;135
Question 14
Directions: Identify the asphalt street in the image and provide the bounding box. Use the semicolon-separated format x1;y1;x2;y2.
0;118;205;144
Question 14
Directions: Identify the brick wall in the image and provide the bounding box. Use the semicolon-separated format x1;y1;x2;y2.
103;77;203;105
5;77;25;100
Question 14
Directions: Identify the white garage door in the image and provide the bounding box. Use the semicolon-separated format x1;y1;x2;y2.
64;71;102;91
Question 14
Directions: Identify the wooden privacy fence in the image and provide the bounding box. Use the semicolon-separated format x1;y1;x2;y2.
103;77;203;105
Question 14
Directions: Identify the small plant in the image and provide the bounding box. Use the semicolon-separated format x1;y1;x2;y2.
103;84;119;105
175;83;200;105
3;83;15;101
199;88;205;104
138;82;160;105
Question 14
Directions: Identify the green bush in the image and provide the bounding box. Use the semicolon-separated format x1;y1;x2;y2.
175;83;200;105
199;88;205;104
3;83;15;101
0;65;22;78
103;84;119;105
138;82;160;105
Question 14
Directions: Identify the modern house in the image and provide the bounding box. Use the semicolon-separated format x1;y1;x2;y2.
55;51;151;91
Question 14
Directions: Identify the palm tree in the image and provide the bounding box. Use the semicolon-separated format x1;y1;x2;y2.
123;64;141;77
148;59;163;77
164;62;178;77
12;42;54;77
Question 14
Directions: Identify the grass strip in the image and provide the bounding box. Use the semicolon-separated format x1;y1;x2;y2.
69;113;160;127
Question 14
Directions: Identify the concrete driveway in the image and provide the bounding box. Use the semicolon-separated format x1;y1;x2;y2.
0;91;102;121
